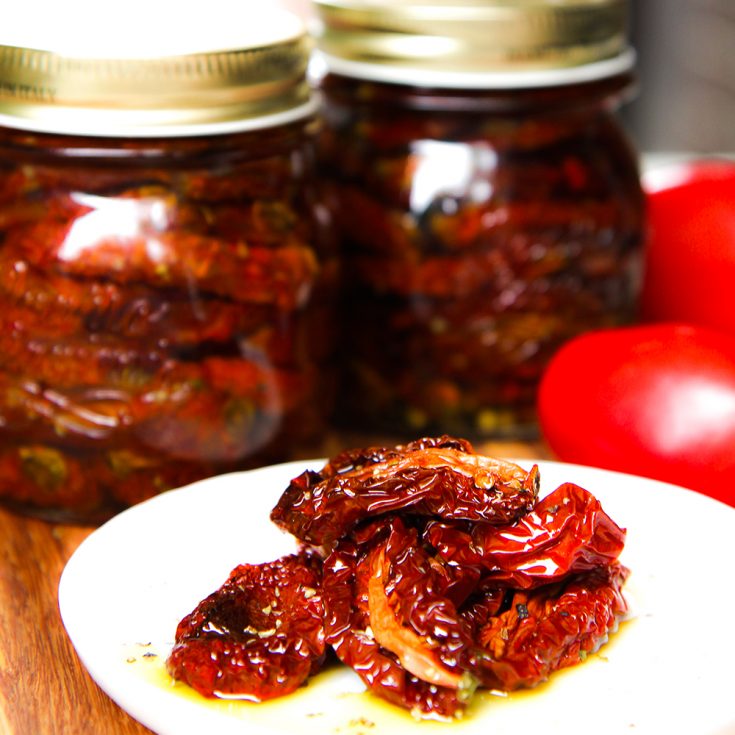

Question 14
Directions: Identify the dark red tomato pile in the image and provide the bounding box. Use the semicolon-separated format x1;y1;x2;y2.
539;160;735;508
167;436;628;719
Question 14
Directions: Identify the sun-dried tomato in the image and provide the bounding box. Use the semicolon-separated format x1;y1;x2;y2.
0;442;212;518
320;435;474;475
0;260;273;345
0;120;337;521
465;562;629;690
0;356;310;456
319;73;644;437
167;551;325;702
7;219;319;309
170;437;629;719
270;436;539;545
425;482;626;588
322;517;477;719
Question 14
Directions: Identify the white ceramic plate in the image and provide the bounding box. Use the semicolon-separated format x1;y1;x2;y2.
59;459;735;735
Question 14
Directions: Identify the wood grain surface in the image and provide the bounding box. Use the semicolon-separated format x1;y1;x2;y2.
0;438;549;734
0;509;153;735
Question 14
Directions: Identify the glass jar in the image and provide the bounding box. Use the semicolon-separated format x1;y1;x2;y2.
315;0;644;439
0;5;336;522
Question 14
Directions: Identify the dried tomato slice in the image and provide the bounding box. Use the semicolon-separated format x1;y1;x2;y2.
6;219;318;309
425;482;626;588
270;437;539;545
320;435;475;475
322;518;477;719
0;357;311;466
0;442;210;519
167;437;631;718
0;263;272;346
465;562;629;690
167;552;325;701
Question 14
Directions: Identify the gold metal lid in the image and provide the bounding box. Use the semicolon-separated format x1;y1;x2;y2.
0;1;315;137
313;0;634;88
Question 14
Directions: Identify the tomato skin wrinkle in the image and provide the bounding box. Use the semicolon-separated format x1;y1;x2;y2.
271;436;539;545
170;435;630;718
321;517;477;719
166;551;325;701
466;562;629;691
425;482;626;588
538;323;735;506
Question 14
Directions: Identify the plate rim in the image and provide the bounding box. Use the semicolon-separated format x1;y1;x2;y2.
58;456;735;735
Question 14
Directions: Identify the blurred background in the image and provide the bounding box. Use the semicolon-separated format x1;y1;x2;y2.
624;0;734;154
277;0;735;156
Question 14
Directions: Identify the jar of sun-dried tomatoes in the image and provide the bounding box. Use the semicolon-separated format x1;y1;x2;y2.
315;0;644;439
0;5;336;522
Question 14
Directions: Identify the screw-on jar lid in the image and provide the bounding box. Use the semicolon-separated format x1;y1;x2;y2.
313;0;634;88
0;1;316;137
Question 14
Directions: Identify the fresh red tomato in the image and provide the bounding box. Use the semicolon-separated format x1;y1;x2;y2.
639;159;735;333
537;323;735;506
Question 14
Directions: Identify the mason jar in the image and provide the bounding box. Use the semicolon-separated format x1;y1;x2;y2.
0;5;336;522
315;0;644;439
